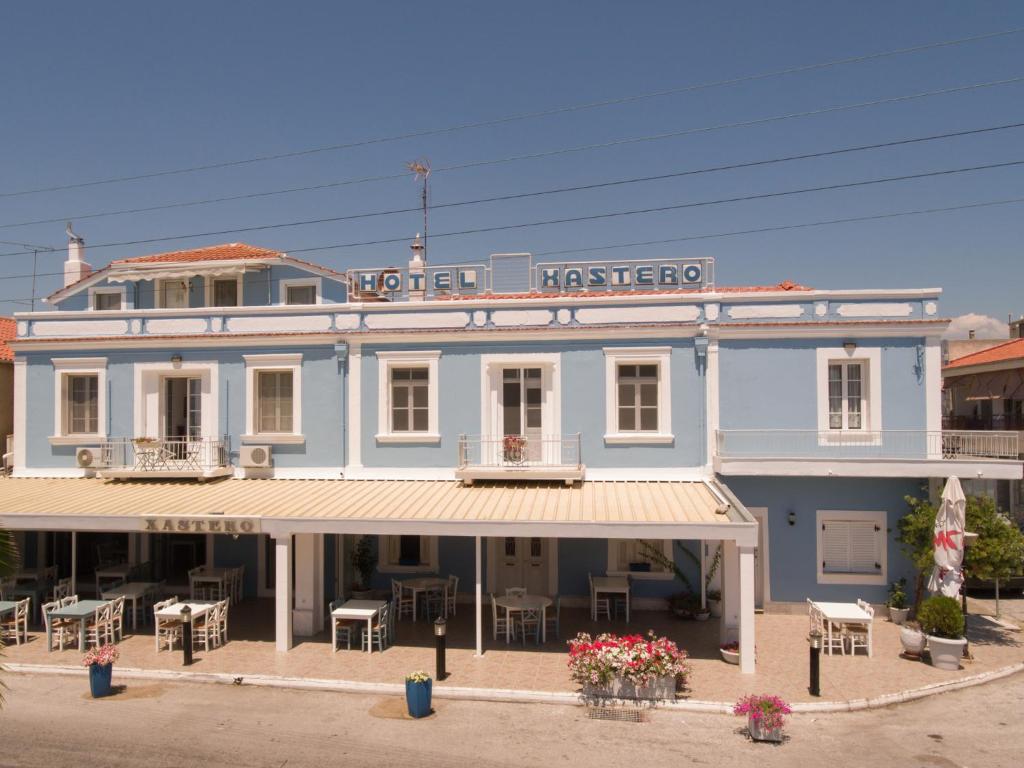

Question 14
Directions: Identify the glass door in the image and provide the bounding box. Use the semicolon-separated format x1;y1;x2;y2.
500;368;542;462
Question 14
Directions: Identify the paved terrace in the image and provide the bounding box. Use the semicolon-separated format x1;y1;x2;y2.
3;600;1020;703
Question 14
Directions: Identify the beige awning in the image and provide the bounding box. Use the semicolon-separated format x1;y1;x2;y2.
0;477;756;543
963;371;1024;401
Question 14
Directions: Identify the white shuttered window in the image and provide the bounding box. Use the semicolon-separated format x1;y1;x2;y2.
816;511;887;585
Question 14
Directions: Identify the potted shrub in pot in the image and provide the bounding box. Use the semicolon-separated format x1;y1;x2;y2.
887;578;909;625
899;620;926;658
350;536;376;599
733;694;792;743
917;595;966;670
706;590;723;618
405;671;433;718
719;641;740;665
569;632;690;700
83;644;119;698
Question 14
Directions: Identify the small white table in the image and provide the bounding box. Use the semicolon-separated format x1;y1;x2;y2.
814;601;874;657
190;567;234;602
101;582;159;631
331;600;387;653
95;564;133;597
494;595;552;643
593;576;630;622
153;601;215;653
401;577;448;621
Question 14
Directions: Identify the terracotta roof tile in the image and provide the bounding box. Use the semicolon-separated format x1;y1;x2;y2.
111;242;282;265
945;337;1024;370
0;316;15;362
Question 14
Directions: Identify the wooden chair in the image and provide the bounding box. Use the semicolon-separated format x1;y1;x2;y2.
85;603;113;648
518;607;542;646
109;596;126;642
361;602;391;652
330;599;356;650
588;574;610;621
445;575;459;617
845;599;875;656
391;579;414;621
1;597;31;646
423;587;445;621
154;597;181;652
807;599;844;656
41;599;72;651
544;595;561;640
192;603;219;652
490;593;511;641
505;587;527;598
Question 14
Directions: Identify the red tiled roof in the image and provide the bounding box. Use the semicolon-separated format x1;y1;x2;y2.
435;281;812;301
111;243;282;265
945;337;1024;370
0;316;15;362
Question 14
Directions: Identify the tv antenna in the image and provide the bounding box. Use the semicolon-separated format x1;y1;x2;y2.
407;159;430;261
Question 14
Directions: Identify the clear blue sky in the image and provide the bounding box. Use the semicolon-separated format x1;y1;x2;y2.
1;1;1022;323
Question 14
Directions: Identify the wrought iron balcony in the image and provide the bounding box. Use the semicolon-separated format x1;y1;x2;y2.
93;437;233;480
456;433;584;484
715;429;1020;461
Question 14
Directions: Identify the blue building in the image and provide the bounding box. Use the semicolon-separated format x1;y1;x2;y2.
2;232;1019;673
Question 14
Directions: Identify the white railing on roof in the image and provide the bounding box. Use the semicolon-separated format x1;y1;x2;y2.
715;430;1019;461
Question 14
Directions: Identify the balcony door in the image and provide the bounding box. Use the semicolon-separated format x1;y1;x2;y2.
163;377;202;461
493;537;551;595
500;367;543;461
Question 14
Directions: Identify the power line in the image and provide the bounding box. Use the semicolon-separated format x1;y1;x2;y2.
3;110;1022;234
1;156;1021;282
2;195;1022;306
1;26;1021;200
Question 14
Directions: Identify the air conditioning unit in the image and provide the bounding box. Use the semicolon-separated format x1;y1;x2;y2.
76;447;109;469
240;445;272;468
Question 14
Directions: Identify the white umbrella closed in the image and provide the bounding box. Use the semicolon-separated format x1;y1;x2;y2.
927;476;967;598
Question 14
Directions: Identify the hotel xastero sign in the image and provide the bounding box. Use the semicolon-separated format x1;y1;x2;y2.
142;517;260;534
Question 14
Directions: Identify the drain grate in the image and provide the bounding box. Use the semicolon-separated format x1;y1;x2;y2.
586;706;646;723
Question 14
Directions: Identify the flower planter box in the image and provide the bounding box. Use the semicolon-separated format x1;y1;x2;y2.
89;663;113;698
748;716;783;743
405;679;433;718
583;674;676;701
720;648;740;665
888;606;909;625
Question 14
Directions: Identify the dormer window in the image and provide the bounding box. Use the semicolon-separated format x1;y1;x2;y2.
280;278;321;305
158;279;189;309
209;277;241;307
89;287;124;311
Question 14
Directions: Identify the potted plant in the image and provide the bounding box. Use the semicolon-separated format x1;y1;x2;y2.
887;578;909;625
669;592;699;619
405;671;433;718
733;694;792;743
351;536;376;598
917;595;966;670
707;589;723;618
502;434;526;464
83;644;119;698
569;632;690;700
899;620;926;658
719;641;740;664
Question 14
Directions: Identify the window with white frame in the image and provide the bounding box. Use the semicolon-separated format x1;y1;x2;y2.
157;279;189;308
90;287;124;311
816;347;881;438
243;353;303;443
603;347;672;444
378;535;438;573
280;278;321;305
607;539;673;578
816;510;887;585
376;351;440;443
51;358;107;443
209;277;241;307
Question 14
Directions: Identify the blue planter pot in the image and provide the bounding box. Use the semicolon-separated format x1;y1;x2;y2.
89;663;113;698
405;679;432;718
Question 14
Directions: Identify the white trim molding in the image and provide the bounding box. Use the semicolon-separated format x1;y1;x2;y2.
279;277;322;306
480;352;562;440
603;346;673;445
50;357;108;444
132;360;220;442
243;353;304;444
375;351;441;444
815;509;887;586
815;346;882;444
88;286;127;311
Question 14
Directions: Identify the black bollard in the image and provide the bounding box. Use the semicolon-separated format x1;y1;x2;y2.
181;604;193;666
808;630;822;697
434;617;447;681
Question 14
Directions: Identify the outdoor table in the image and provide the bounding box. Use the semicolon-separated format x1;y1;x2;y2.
46;599;110;651
190;566;234;602
593;576;631;622
95;564;133;596
331;599;387;653
401;577;448;621
101;582;159;631
494;594;552;643
0;600;17;618
153;601;216;653
13;567;51;583
8;583;47;626
813;601;874;657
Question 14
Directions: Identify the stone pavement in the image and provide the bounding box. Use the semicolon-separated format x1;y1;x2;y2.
4;598;1022;703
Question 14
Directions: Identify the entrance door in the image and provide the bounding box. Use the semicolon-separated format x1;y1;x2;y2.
750;508;769;609
164;377;201;439
500;368;543;461
494;537;549;595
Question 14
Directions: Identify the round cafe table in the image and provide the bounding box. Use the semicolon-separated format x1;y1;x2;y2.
494;594;552;644
402;577;448;621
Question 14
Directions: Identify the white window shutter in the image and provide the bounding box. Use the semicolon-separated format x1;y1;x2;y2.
848;521;881;574
386;536;400;565
821;521;850;573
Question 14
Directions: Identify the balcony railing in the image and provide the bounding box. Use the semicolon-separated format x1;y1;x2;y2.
716;430;1020;461
944;415;1024;431
456;433;584;483
95;437;233;479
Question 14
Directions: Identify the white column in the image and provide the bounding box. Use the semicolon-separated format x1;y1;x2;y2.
924;338;941;458
720;539;739;644
738;546;756;674
700;542;707;610
474;535;483;657
704;332;720;470
70;531;78;595
274;534;293;652
293;533;324;636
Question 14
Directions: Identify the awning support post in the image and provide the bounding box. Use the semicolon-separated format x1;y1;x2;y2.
70;531;77;595
474;535;483;658
739;545;756;674
274;534;293;652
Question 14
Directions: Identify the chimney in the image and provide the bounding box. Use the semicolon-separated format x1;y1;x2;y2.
408;233;426;301
63;221;91;287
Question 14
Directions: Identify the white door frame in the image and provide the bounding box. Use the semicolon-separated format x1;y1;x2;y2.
486;536;558;596
749;507;770;607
